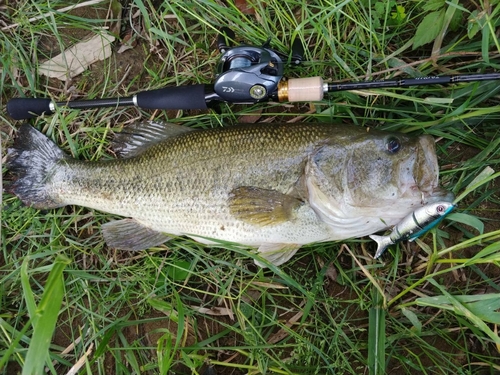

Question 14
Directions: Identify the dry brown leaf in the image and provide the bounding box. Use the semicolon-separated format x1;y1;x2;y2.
234;0;255;14
325;262;338;283
238;108;263;123
38;31;115;81
267;310;304;344
117;32;137;54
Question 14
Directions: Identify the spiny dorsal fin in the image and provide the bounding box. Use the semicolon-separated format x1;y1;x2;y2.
228;186;302;226
112;120;195;158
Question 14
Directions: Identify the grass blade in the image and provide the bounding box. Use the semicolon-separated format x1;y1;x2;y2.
368;289;386;375
0;317;33;371
20;258;37;325
446;212;484;235
22;254;71;375
464;241;500;265
416;280;500;346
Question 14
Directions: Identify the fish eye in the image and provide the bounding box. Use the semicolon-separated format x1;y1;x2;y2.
386;137;401;154
436;204;445;213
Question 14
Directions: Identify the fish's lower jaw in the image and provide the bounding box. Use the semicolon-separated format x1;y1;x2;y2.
424;188;455;204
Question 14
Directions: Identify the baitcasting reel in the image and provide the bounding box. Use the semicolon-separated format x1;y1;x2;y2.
212;28;325;105
214;28;285;102
212;27;309;103
214;45;283;102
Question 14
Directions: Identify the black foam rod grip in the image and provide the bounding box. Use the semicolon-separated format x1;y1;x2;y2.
135;84;208;110
7;98;54;120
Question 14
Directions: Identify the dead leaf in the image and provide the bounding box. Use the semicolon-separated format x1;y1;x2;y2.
234;0;255;14
267;310;304;344
117;32;137;54
38;30;115;81
238;108;263;123
66;343;93;375
250;281;288;289
325;262;337;282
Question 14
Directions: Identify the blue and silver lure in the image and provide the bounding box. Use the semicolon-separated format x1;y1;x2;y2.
370;202;455;259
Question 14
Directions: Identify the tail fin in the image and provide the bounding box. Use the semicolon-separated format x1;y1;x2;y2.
369;234;394;259
6;124;68;209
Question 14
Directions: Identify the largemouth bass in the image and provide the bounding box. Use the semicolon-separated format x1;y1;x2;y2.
6;122;453;266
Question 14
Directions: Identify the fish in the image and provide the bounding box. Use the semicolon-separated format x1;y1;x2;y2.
6;121;454;266
369;201;455;259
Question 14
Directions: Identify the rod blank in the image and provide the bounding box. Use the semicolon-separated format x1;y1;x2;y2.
326;73;500;92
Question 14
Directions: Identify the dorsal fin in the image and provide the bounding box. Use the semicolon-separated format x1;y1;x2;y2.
112;120;195;158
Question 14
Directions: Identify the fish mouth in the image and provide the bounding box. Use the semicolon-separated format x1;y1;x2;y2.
413;135;454;204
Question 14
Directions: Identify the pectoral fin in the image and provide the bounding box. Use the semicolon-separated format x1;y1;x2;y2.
255;243;302;267
228;186;302;226
102;218;171;251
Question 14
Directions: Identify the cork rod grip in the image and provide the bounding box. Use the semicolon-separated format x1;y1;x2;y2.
278;77;325;102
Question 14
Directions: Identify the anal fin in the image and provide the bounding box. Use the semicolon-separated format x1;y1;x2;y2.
255;243;301;267
102;218;171;251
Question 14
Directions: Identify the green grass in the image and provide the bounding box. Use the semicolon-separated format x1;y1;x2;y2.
1;0;500;374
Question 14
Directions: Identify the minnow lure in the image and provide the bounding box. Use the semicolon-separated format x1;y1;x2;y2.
370;202;455;259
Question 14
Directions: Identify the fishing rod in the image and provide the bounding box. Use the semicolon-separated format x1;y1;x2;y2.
6;28;500;120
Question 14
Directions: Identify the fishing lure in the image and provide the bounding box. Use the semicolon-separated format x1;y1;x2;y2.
370;202;455;259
